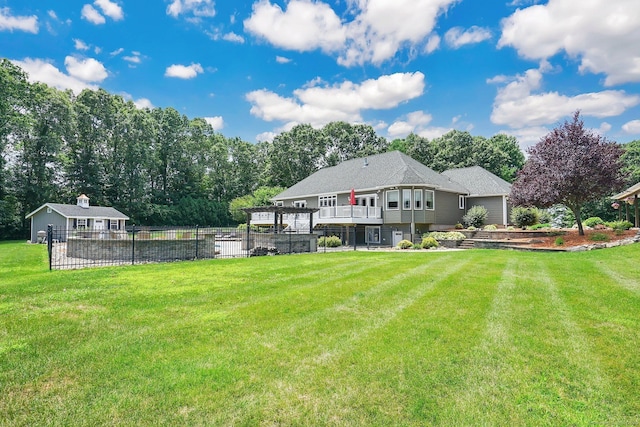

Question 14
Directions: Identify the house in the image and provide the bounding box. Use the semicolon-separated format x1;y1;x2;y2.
251;151;511;246
441;166;512;226
612;181;640;227
26;194;129;243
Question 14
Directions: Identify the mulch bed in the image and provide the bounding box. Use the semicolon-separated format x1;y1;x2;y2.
526;229;638;249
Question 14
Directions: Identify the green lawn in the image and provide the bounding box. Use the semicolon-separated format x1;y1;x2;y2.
1;241;640;426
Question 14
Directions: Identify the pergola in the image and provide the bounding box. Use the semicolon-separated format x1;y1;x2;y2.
612;182;640;227
241;206;320;234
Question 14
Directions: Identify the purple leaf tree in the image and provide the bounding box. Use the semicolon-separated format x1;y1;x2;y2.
510;111;625;235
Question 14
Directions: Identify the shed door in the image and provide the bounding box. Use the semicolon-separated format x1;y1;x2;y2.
94;219;105;230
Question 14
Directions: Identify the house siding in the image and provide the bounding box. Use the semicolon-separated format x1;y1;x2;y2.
467;197;504;225
434;191;464;226
30;209;67;243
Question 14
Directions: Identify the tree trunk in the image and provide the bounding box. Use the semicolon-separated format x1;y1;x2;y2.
570;205;585;236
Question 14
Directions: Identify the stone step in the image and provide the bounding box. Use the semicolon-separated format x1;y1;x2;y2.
459;239;475;249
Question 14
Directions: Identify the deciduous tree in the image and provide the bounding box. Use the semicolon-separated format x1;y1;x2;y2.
510;111;625;235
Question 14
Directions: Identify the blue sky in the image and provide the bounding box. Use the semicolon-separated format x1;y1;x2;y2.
1;0;640;149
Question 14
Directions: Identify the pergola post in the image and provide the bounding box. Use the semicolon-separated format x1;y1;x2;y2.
635;195;639;228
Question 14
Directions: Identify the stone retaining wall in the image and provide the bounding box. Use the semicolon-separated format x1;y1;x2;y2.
67;236;217;261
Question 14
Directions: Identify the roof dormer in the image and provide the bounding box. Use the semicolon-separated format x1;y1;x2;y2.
77;194;90;209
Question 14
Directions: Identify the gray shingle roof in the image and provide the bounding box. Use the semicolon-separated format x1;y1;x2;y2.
26;203;129;219
441;166;512;197
274;151;468;199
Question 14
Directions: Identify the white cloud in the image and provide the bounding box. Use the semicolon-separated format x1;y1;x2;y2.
276;56;291;64
416;126;453;140
256;131;278;143
244;0;457;67
0;7;38;33
110;47;124;56
74;39;90;51
489;64;640;128
167;0;215;19
11;57;104;93
222;32;244;43
133;98;153;109
94;0;123;20
165;63;204;79
64;56;108;82
81;4;105;24
246;72;425;128
424;34;440;54
622;120;640;134
123;53;142;64
244;0;346;53
339;0;458;66
387;110;433;138
444;26;491;49
500;126;550;151
597;122;612;135
47;10;58;20
204;116;224;130
499;0;640;86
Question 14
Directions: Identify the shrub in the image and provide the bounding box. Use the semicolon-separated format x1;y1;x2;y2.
554;237;564;246
590;233;610;242
427;231;466;241
537;209;553;224
412;243;423;250
236;223;259;232
318;235;342;247
507;226;515;231
606;220;633;231
462;205;488;228
467;225;477;231
454;222;464;229
421;236;439;249
397;239;414;249
510;207;538;229
484;224;497;231
584;217;604;228
530;223;551;230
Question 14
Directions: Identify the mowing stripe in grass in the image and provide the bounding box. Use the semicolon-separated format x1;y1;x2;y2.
232;254;479;424
591;260;640;294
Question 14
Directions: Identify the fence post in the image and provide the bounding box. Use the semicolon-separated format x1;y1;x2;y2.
195;225;199;259
289;228;292;254
47;224;53;270
246;225;251;258
131;225;136;265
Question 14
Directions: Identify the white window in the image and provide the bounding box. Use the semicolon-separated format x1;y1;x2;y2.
46;207;52;214
386;190;399;210
459;195;465;210
294;200;307;208
319;195;337;207
425;190;435;210
402;189;412;210
414;190;423;210
365;226;381;244
77;219;87;229
275;201;284;207
110;220;119;230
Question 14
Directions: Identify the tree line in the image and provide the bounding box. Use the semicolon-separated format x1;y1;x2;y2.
6;58;637;240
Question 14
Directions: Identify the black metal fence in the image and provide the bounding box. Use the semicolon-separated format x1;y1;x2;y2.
45;225;326;270
45;224;415;270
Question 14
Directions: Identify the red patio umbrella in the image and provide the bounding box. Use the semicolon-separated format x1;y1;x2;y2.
349;188;356;205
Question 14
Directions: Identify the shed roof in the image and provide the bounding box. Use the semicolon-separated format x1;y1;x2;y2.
26;203;129;220
274;151;468;200
441;166;512;197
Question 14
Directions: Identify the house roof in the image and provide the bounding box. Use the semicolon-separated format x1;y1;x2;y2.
274;151;468;199
441;166;512;197
26;203;129;220
613;181;640;200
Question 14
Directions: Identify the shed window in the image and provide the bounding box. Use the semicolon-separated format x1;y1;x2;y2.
459;195;465;210
77;219;87;229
